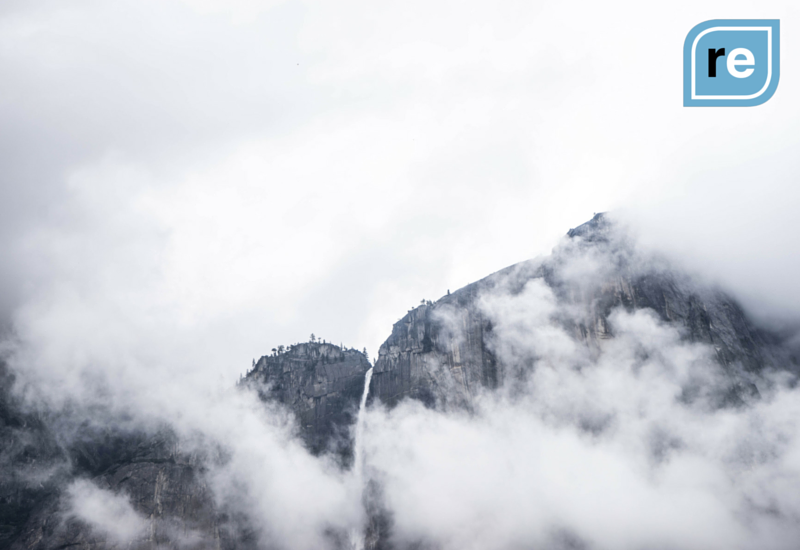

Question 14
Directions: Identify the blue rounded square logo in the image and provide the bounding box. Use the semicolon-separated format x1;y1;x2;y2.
684;19;780;107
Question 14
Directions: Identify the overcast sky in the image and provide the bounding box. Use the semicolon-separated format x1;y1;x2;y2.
1;0;799;382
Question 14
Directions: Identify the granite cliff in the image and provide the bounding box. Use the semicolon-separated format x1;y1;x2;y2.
244;342;372;457
369;213;795;412
0;371;253;550
0;342;372;550
1;213;798;550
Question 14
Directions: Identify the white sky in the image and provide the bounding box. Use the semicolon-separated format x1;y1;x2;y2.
1;0;799;382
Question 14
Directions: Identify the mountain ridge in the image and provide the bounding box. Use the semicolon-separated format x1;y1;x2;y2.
2;213;798;550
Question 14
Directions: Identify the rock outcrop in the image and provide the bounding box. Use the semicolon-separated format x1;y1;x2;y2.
245;342;372;457
369;285;499;410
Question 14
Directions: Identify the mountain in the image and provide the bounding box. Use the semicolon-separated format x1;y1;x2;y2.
369;213;795;411
1;213;797;549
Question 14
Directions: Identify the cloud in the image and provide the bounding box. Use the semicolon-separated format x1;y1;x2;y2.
2;0;796;359
362;293;800;550
66;479;148;544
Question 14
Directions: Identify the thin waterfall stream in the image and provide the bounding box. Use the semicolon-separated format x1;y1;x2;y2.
349;366;374;550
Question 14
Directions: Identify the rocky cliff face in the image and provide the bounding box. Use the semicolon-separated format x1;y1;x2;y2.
370;213;796;410
8;431;251;550
0;362;65;548
369;288;499;410
245;342;372;457
0;378;252;550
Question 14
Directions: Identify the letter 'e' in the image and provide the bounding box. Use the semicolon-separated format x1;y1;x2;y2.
727;48;755;78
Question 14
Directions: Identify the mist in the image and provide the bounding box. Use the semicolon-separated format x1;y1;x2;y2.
2;0;800;549
363;279;800;550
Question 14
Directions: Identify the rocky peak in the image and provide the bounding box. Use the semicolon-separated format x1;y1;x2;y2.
245;341;371;457
566;211;611;241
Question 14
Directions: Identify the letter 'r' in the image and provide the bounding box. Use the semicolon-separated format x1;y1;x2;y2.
708;48;725;77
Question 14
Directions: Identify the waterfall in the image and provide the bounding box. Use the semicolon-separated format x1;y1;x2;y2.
353;367;373;477
349;367;373;550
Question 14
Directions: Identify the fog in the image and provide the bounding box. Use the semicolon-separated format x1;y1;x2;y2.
2;0;800;549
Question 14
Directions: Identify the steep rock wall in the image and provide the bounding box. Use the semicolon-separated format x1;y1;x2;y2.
245;342;371;456
370;214;796;409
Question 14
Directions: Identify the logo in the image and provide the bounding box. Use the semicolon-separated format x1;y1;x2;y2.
683;19;780;107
